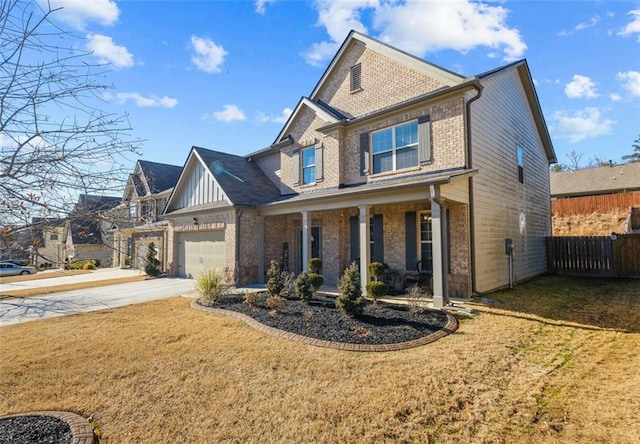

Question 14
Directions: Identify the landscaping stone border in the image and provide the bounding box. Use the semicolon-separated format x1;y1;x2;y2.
192;300;459;352
0;411;96;444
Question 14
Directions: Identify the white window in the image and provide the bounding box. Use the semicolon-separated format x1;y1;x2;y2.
371;121;418;174
129;202;137;219
301;147;316;185
419;211;433;272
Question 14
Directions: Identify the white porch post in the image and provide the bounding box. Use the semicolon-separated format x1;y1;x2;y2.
359;205;371;295
430;185;449;308
301;211;311;272
257;216;265;283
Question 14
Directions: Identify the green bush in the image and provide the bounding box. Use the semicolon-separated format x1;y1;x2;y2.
308;257;323;274
366;281;387;303
195;268;229;304
368;262;385;281
336;261;367;317
266;260;284;297
144;242;162;277
82;261;96;270
307;272;324;293
294;272;314;302
93;259;101;268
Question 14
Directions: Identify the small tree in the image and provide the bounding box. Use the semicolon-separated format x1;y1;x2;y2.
308;257;323;273
336;261;367;317
266;260;284;296
368;262;385;281
294;272;314;302
144;242;161;277
622;135;640;163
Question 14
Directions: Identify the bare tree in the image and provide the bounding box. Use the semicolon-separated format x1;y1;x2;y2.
0;0;140;257
565;150;584;171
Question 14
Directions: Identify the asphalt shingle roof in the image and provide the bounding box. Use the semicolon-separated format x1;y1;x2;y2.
193;147;281;206
550;163;640;197
138;160;183;194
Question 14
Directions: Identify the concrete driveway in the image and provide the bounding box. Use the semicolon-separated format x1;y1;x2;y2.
0;270;195;327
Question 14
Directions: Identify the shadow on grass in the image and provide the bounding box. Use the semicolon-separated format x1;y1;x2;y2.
473;274;640;333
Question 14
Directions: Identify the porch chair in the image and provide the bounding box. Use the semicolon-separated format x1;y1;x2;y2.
403;260;432;292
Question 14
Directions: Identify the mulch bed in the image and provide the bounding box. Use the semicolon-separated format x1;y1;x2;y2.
0;415;71;444
201;292;449;345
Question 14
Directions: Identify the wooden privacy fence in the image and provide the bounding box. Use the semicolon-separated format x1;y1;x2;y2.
547;234;640;278
552;192;640;216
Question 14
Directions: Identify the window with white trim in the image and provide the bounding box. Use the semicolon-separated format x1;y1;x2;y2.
371;121;418;174
419;211;433;272
301;146;316;185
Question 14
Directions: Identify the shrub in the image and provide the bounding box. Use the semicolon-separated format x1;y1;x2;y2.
336;261;367;317
243;290;260;307
266;260;284;297
366;281;387;303
368;262;385;281
281;272;296;298
195;268;229;304
307;272;324;294
407;285;428;315
82;261;96;270
308;257;323;274
295;272;314;302
265;295;286;312
93;259;101;268
144;242;161;277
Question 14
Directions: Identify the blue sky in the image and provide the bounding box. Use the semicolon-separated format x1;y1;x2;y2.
37;0;640;169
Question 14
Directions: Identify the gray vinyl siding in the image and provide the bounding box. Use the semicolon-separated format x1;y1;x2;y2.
253;151;281;190
470;67;551;293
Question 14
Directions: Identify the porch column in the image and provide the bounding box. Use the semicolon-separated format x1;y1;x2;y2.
430;185;449;308
301;211;311;271
359;205;371;295
257;216;265;283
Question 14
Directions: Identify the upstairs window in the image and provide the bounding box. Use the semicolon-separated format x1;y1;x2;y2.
301;146;316;185
129;202;137;219
371;121;418;174
350;63;362;92
49;233;58;241
516;146;524;183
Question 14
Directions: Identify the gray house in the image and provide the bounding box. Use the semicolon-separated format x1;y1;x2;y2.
162;31;556;305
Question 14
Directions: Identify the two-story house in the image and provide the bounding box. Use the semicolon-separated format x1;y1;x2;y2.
31;217;67;268
112;160;182;270
163;31;555;306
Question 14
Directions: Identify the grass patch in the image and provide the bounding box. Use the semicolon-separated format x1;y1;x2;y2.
0;275;149;298
0;275;639;442
0;269;90;284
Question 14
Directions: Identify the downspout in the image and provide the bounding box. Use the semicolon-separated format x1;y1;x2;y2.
465;83;483;296
235;209;245;286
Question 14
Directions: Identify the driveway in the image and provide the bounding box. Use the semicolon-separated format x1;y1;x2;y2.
0;273;195;327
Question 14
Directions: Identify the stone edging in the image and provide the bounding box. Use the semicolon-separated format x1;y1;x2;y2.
0;411;96;444
192;300;459;352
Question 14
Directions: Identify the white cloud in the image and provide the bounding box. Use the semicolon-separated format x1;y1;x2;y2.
86;34;134;69
618;9;640;40
108;92;178;108
610;93;622;102
204;105;246;123
565;75;599;99
38;0;119;29
551;108;615;143
617;71;640;97
257;107;293;124
255;0;275;15
190;36;227;73
575;16;600;31
304;0;526;66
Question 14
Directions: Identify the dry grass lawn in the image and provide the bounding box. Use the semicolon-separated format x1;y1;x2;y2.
1;275;639;443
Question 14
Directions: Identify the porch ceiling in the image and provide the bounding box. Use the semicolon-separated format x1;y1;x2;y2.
259;168;476;216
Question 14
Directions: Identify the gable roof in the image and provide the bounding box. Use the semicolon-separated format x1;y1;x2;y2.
69;219;102;245
551;163;640;198
475;60;556;163
138;160;183;194
274;97;343;144
75;195;121;213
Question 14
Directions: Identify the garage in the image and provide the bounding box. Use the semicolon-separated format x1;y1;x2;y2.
177;231;226;278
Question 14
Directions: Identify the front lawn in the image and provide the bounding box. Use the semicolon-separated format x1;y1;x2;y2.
1;275;639;442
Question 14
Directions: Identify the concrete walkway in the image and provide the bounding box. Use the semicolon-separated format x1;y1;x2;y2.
0;270;195;327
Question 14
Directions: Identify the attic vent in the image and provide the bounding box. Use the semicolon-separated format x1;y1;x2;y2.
350;63;362;92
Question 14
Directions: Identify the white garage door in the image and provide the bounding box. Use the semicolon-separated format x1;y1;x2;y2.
177;231;225;278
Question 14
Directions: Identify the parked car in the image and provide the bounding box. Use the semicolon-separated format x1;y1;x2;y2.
0;262;38;277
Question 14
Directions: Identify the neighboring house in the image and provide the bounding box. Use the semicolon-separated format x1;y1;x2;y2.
550;163;640;235
65;194;121;264
163;31;555;305
111;160;182;270
31;217;67;267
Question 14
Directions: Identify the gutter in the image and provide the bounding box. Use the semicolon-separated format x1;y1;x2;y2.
465;82;483;296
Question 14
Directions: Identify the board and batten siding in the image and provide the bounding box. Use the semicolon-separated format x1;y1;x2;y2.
470;67;552;293
175;161;228;209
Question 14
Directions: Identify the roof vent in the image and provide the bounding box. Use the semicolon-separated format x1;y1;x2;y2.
350;63;362;92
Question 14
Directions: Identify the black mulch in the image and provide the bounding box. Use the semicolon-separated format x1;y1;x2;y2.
202;292;449;345
0;415;71;444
